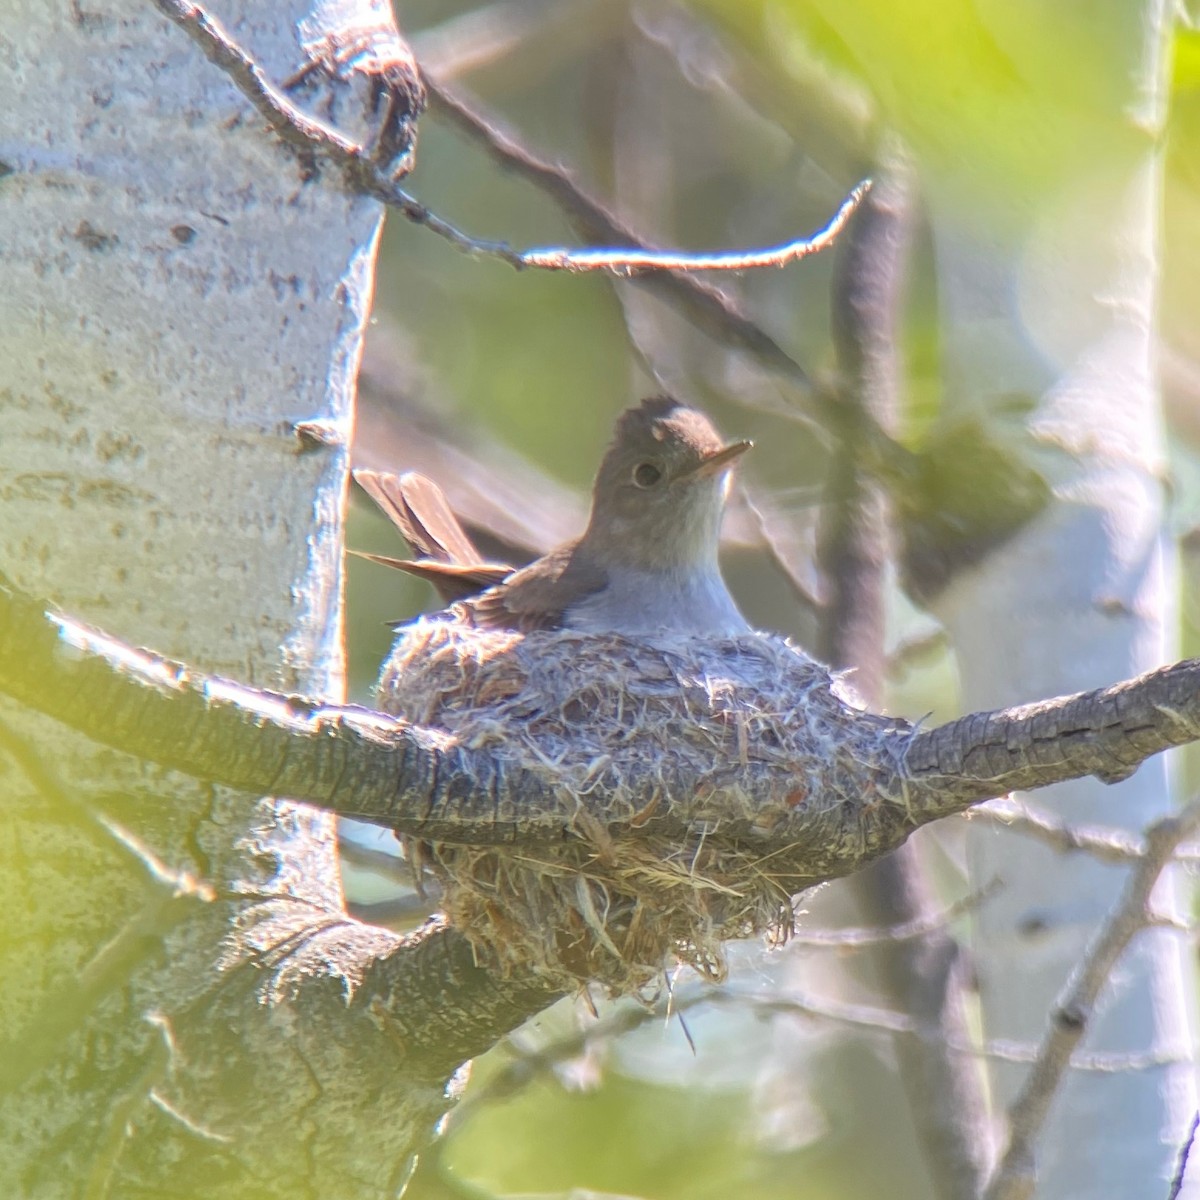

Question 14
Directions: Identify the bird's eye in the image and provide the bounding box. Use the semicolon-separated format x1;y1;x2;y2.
632;462;663;488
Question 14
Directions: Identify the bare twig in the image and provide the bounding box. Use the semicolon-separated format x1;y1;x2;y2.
149;0;526;256
424;75;819;396
984;802;1200;1200
1167;1112;1199;1200
817;152;992;1198
518;184;869;274
975;796;1200;865
151;1;364;156
420;965;1189;1190
721;989;1190;1073
151;2;867;279
450;981;1189;1079
423;74;917;490
789;879;1000;948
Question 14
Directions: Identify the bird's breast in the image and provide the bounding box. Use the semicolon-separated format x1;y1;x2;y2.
563;564;749;636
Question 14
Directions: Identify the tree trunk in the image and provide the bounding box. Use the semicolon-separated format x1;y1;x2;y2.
915;4;1197;1194
0;3;474;1195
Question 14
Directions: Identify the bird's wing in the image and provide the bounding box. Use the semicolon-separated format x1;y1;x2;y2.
353;471;607;630
353;469;482;566
347;549;513;605
466;542;607;632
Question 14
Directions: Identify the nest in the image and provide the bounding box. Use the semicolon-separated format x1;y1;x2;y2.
377;618;903;996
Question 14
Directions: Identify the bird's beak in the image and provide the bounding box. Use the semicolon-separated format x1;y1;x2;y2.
681;439;753;481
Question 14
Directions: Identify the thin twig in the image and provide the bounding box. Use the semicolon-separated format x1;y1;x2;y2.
721;989;1191;1073
518;183;869;274
1167;1111;1199;1200
149;1;527;254
446;981;1192;1086
151;2;916;487
150;2;868;278
739;490;825;620
425;75;818;394
420;971;1190;1192
424;74;920;486
976;796;1200;865
789;878;1001;948
984;801;1200;1200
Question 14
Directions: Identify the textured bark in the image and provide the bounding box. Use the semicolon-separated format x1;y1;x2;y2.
3;4;1196;1197
0;5;554;1197
5;571;1200;878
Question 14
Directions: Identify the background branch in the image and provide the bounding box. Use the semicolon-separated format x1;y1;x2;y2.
423;75;915;487
984;802;1200;1200
974;796;1200;865
816;153;993;1197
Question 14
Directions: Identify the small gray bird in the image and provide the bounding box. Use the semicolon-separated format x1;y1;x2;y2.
354;396;751;636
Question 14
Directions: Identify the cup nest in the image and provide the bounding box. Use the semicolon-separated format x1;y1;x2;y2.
378;618;906;996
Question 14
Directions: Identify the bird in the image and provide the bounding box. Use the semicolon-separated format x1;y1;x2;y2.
353;396;751;636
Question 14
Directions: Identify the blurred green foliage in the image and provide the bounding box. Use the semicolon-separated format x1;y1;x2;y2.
345;2;1200;1196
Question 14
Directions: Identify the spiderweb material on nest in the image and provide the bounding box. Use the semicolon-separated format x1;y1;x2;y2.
378;619;908;996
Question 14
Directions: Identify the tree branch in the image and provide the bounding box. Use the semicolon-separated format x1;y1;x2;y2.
351;918;564;1082
983;802;1200;1200
422;77;822;389
902;663;1200;808
975;796;1200;865
0;573;572;844
150;0;866;280
422;76;920;487
818;151;992;1198
5;570;1200;875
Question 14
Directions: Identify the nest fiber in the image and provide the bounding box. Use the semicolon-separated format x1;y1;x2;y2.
378;618;905;995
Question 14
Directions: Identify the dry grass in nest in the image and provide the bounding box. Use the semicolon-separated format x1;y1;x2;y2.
378;618;902;996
